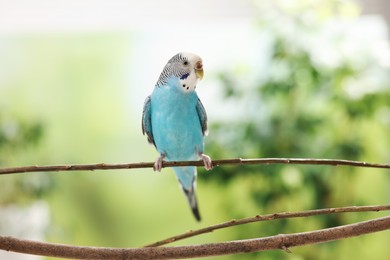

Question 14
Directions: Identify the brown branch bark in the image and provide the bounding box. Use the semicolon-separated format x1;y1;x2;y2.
0;216;389;259
1;157;390;175
145;204;390;247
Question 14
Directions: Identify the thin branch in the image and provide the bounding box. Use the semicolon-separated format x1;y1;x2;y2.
145;204;390;247
1;158;390;175
0;216;389;259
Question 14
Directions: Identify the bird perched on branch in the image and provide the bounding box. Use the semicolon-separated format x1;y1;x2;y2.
142;52;212;221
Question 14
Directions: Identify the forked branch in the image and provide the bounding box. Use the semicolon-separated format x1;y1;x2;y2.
0;216;389;259
145;204;390;247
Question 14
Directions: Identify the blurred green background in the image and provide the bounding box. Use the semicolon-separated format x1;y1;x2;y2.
0;0;389;259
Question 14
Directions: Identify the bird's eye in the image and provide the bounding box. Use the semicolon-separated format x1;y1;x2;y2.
183;61;188;66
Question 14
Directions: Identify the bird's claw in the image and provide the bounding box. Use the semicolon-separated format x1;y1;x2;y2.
153;155;165;172
200;153;213;170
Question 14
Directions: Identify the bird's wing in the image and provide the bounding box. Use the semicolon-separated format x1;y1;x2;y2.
196;98;208;136
142;96;156;147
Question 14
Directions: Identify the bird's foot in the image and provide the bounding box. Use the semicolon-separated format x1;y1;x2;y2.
199;153;213;170
153;155;165;172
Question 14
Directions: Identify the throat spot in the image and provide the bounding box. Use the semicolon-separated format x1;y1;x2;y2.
180;73;190;80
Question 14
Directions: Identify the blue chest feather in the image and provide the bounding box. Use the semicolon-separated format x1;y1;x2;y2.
150;80;203;161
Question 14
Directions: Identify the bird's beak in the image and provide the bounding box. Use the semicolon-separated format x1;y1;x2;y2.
195;61;204;80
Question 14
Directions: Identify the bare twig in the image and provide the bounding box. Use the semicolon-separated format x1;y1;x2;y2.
144;204;390;247
0;216;389;259
1;158;390;175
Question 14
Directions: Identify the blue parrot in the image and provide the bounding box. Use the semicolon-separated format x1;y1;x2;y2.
142;52;212;221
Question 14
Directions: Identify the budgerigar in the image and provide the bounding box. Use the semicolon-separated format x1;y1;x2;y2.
142;52;212;221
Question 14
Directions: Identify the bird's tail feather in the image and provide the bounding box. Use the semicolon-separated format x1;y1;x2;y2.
174;166;201;221
182;186;201;221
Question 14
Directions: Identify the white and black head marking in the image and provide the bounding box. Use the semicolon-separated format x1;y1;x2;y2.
156;52;204;92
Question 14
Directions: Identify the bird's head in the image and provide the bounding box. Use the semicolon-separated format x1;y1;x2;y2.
156;52;204;93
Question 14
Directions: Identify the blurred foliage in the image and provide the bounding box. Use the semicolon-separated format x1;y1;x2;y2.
0;113;51;205
0;114;43;158
201;1;390;259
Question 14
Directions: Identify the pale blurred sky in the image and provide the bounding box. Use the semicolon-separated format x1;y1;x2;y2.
0;0;389;121
0;0;266;120
0;0;255;33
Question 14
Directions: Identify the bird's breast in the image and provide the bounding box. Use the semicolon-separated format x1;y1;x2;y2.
151;87;203;160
